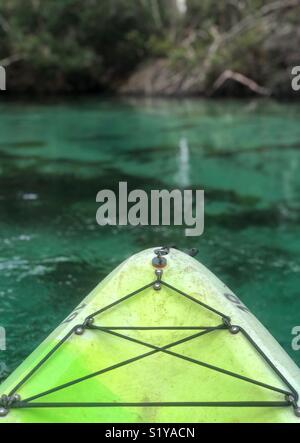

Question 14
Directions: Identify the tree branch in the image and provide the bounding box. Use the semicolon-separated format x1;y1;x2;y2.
211;69;270;96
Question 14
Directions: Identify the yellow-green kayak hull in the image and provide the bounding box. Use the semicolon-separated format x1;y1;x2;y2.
1;247;299;423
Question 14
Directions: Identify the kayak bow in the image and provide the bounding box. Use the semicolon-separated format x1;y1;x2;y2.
1;247;299;423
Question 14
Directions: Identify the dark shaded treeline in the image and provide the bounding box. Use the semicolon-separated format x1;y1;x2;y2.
0;0;299;96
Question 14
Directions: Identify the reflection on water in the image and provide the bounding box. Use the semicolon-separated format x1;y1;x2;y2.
0;97;300;379
177;136;190;188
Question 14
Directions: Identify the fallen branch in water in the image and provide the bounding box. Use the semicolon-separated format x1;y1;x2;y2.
211;69;270;96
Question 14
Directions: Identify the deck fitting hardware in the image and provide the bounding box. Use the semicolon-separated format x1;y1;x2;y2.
0;393;22;417
230;326;240;334
286;394;300;417
84;317;94;328
152;247;169;268
153;282;161;291
0;407;8;417
75;326;84;335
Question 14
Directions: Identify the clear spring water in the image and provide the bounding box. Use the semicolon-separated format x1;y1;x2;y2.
0;97;300;382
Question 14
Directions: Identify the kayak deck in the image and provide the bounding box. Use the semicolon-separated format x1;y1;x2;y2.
1;247;299;422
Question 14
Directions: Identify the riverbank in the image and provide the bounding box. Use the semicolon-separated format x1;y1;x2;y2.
118;59;295;98
1;1;299;98
3;57;298;99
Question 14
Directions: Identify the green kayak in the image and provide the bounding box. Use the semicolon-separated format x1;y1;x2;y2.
1;247;299;423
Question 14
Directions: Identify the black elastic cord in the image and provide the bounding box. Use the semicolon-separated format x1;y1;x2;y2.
8;327;75;397
161;281;230;321
91;325;291;398
93;326;215;330
8;281;154;398
87;281;155;320
240;328;299;402
21;327;218;404
14;400;290;409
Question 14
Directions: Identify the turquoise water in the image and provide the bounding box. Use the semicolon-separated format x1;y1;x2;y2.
0;97;300;382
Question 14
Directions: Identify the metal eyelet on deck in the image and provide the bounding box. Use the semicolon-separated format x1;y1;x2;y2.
75;326;85;335
229;325;240;334
153;282;161;291
0;407;8;417
0;393;21;417
83;317;94;328
285;394;300;417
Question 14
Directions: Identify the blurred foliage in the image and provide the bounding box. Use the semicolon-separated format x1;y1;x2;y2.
0;0;299;95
